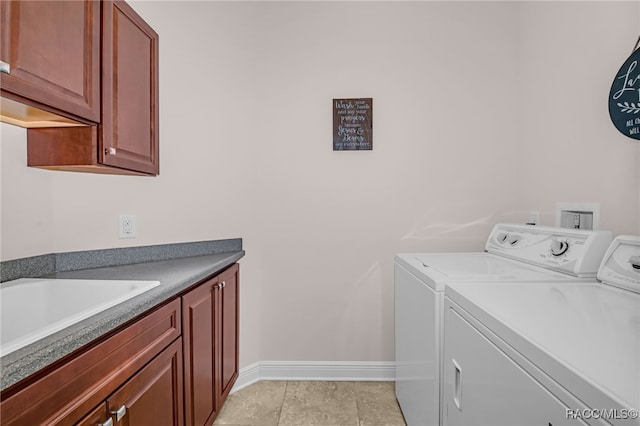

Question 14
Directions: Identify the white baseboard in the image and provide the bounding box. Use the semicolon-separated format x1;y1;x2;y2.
231;361;395;394
231;362;262;393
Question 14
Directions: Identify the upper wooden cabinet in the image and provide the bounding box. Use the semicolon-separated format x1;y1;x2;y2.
100;0;159;175
3;0;159;176
0;0;101;124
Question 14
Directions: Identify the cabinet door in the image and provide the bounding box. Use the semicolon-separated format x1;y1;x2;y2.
0;300;181;426
106;338;183;426
77;403;110;426
183;278;217;426
443;308;587;426
182;264;240;426
101;0;159;175
217;264;239;405
0;0;100;122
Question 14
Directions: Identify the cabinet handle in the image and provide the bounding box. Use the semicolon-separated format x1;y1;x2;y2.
0;60;9;73
111;405;127;422
98;418;114;426
452;358;462;411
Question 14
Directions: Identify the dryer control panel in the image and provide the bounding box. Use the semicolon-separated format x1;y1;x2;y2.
486;224;613;278
597;235;640;294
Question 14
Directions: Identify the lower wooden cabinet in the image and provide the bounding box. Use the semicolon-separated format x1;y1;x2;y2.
0;264;240;426
76;339;183;426
183;279;217;425
77;403;109;426
183;263;239;426
217;263;240;407
0;299;181;426
107;338;184;426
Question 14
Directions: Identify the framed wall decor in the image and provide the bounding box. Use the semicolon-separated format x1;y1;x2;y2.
333;98;373;150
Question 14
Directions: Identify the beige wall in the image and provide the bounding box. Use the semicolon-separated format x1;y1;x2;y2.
1;1;638;367
516;1;640;236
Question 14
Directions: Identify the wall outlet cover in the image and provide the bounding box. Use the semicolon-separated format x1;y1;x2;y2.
119;214;137;239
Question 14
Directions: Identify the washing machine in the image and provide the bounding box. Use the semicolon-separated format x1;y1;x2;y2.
394;223;613;426
442;235;640;426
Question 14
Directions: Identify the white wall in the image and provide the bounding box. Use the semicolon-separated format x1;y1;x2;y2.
246;1;520;362
516;1;640;236
1;1;638;368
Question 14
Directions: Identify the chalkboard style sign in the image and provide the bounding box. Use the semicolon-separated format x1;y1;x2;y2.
609;42;640;140
333;98;373;150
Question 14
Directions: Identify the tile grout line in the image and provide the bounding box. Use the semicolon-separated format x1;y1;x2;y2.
354;382;361;426
276;380;288;426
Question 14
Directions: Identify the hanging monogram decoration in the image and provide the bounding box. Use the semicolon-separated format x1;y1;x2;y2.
609;37;640;140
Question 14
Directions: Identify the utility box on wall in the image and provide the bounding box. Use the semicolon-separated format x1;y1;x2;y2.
555;203;600;230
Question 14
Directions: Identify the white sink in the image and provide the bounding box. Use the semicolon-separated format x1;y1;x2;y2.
0;278;160;357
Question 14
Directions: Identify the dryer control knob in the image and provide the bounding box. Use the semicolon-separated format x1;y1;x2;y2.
506;234;520;246
550;239;569;256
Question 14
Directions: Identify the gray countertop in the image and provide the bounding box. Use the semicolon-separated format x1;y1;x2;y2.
1;248;244;392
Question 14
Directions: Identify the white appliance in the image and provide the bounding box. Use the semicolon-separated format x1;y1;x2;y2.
395;223;613;426
442;235;640;426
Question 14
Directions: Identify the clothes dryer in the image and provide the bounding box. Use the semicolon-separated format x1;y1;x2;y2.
442;235;640;425
395;223;612;426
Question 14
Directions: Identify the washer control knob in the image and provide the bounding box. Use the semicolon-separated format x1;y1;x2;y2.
550;239;569;256
497;232;508;243
630;256;640;271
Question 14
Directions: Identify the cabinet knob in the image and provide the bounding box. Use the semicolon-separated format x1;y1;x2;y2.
221;281;226;289
105;147;117;156
111;405;127;422
98;418;114;426
0;60;10;74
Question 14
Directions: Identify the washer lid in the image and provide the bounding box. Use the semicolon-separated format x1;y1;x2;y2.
446;282;640;413
415;253;573;280
395;253;575;292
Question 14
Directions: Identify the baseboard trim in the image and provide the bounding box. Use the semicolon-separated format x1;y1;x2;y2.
231;361;395;394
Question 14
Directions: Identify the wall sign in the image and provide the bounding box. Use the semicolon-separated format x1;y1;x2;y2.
333;98;373;150
609;42;640;140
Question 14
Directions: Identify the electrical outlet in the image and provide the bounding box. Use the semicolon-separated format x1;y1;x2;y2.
119;214;136;239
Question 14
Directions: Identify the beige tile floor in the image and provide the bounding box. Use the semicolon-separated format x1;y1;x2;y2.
213;381;407;426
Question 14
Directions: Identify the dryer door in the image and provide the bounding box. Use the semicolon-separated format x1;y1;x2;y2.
443;306;588;426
